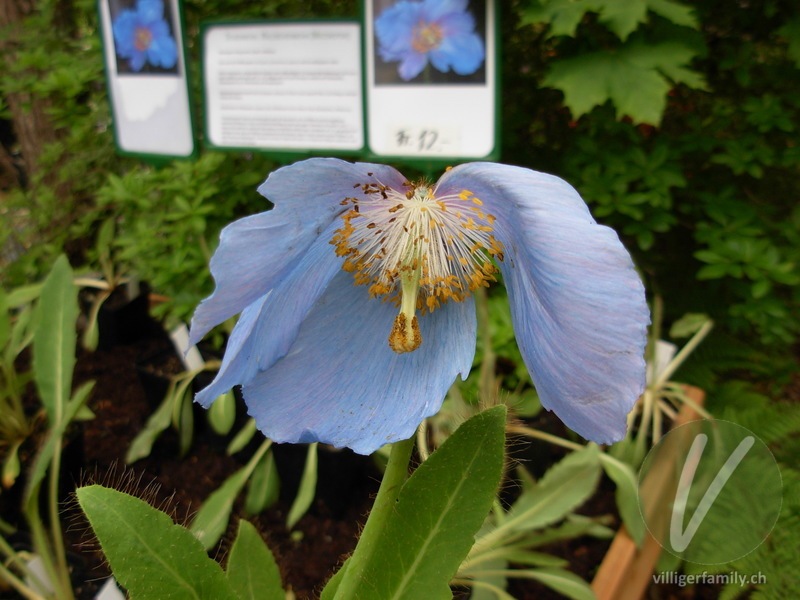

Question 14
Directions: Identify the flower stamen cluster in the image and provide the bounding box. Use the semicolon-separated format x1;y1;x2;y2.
411;22;443;53
331;179;504;353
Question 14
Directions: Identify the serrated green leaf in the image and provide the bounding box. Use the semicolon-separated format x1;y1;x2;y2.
286;443;318;529
77;485;238;600
520;0;599;37
332;406;506;600
598;0;647;41
543;40;705;124
646;0;697;28
777;17;800;66
521;0;695;39
226;520;284;600
33;255;78;425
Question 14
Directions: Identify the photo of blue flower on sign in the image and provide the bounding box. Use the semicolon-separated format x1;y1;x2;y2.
373;0;486;84
110;0;179;74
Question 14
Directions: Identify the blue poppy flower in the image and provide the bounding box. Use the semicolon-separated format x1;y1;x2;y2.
190;159;649;455
112;0;177;72
375;0;485;81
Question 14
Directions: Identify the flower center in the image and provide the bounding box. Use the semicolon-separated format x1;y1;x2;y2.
331;179;504;354
134;26;153;51
411;22;443;53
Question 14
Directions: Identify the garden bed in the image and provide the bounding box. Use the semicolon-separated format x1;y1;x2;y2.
0;324;722;600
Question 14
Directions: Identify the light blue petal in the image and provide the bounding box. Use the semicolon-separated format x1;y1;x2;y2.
242;271;477;455
137;0;164;23
398;52;428;80
437;163;649;444
148;32;177;69
112;11;137;57
129;50;146;72
436;10;476;37
375;1;420;57
422;0;469;22
434;32;485;75
195;221;343;407
189;158;406;346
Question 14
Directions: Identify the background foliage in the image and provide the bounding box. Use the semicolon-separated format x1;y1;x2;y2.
1;0;798;379
1;1;798;598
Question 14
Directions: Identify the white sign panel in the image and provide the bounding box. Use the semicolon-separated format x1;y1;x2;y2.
203;22;364;152
364;0;496;159
99;0;195;157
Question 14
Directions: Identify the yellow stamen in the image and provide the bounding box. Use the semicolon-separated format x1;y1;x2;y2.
330;180;504;354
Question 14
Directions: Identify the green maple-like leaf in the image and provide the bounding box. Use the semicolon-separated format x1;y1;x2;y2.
646;0;698;28
598;0;648;40
543;39;706;124
520;0;696;40
520;0;600;38
778;17;800;67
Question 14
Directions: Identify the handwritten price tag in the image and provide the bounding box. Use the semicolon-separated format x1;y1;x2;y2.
387;125;459;155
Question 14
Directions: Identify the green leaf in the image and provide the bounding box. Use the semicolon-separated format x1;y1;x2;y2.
33;255;78;425
520;0;696;39
5;283;42;308
333;406;506;600
126;386;179;463
598;0;647;41
77;485;238;600
543;39;705;124
190;440;272;550
286;443;318;529
25;381;95;509
245;450;280;515
504;445;601;534
669;313;712;338
228;419;258;455
226;520;284;600
599;453;645;546
0;289;9;349
208;390;236;436
468;555;508;600
178;390;195;457
646;0;697;28
777;17;800;67
520;0;600;37
503;550;569;568
513;568;596;600
2;439;22;488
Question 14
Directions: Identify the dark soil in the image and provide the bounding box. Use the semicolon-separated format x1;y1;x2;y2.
2;315;726;599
